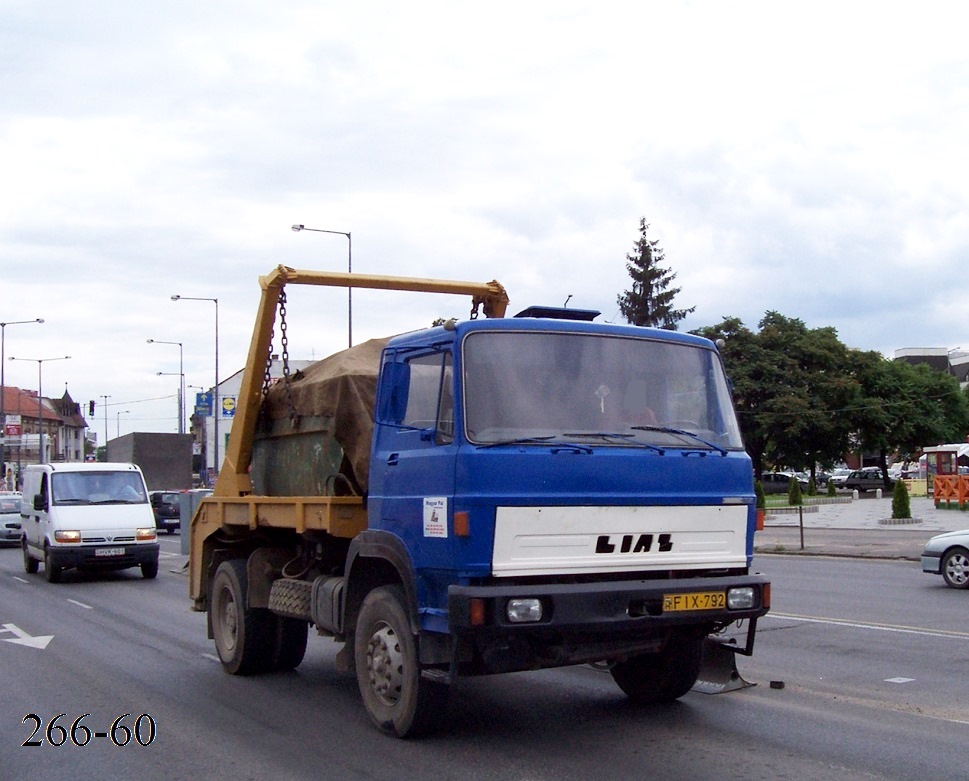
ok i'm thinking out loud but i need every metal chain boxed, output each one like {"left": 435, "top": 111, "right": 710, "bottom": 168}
{"left": 277, "top": 291, "right": 298, "bottom": 422}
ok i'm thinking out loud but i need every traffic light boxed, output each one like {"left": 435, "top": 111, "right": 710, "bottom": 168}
{"left": 89, "top": 400, "right": 95, "bottom": 416}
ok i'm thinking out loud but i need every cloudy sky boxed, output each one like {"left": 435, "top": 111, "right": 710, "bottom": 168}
{"left": 2, "top": 1, "right": 968, "bottom": 441}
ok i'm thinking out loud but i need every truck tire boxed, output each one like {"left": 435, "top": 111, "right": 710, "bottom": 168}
{"left": 23, "top": 540, "right": 39, "bottom": 574}
{"left": 354, "top": 585, "right": 448, "bottom": 738}
{"left": 44, "top": 545, "right": 63, "bottom": 583}
{"left": 272, "top": 617, "right": 308, "bottom": 671}
{"left": 610, "top": 631, "right": 704, "bottom": 704}
{"left": 210, "top": 559, "right": 275, "bottom": 675}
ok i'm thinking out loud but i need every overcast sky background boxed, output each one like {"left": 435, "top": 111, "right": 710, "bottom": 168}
{"left": 3, "top": 1, "right": 968, "bottom": 441}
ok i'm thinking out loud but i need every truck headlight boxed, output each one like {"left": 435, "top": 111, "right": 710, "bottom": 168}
{"left": 136, "top": 528, "right": 157, "bottom": 541}
{"left": 727, "top": 586, "right": 756, "bottom": 610}
{"left": 506, "top": 598, "right": 543, "bottom": 623}
{"left": 54, "top": 530, "right": 81, "bottom": 543}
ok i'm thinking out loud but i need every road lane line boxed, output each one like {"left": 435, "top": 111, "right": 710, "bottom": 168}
{"left": 768, "top": 612, "right": 969, "bottom": 640}
{"left": 67, "top": 599, "right": 93, "bottom": 610}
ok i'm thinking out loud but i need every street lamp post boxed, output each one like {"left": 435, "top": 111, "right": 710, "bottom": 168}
{"left": 148, "top": 339, "right": 185, "bottom": 434}
{"left": 100, "top": 395, "right": 111, "bottom": 452}
{"left": 291, "top": 224, "right": 352, "bottom": 347}
{"left": 8, "top": 355, "right": 70, "bottom": 464}
{"left": 116, "top": 410, "right": 131, "bottom": 439}
{"left": 156, "top": 372, "right": 183, "bottom": 434}
{"left": 0, "top": 318, "right": 44, "bottom": 485}
{"left": 171, "top": 295, "right": 219, "bottom": 485}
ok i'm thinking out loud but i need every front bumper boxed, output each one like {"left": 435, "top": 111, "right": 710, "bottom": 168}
{"left": 921, "top": 553, "right": 941, "bottom": 574}
{"left": 448, "top": 573, "right": 769, "bottom": 674}
{"left": 46, "top": 542, "right": 160, "bottom": 570}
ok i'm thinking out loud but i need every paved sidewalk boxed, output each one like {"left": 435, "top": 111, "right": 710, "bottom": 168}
{"left": 754, "top": 495, "right": 969, "bottom": 561}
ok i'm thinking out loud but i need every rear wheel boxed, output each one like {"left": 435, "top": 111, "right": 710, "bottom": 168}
{"left": 941, "top": 547, "right": 969, "bottom": 589}
{"left": 272, "top": 617, "right": 308, "bottom": 671}
{"left": 210, "top": 559, "right": 275, "bottom": 674}
{"left": 354, "top": 585, "right": 448, "bottom": 737}
{"left": 22, "top": 539, "right": 39, "bottom": 574}
{"left": 610, "top": 631, "right": 704, "bottom": 704}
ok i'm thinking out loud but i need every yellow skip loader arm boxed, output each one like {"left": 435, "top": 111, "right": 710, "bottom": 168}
{"left": 214, "top": 265, "right": 509, "bottom": 498}
{"left": 189, "top": 266, "right": 508, "bottom": 604}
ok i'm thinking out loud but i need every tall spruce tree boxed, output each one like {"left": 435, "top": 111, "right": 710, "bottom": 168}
{"left": 617, "top": 217, "right": 695, "bottom": 330}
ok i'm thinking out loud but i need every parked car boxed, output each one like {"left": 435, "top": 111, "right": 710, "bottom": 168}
{"left": 759, "top": 472, "right": 809, "bottom": 494}
{"left": 150, "top": 490, "right": 183, "bottom": 534}
{"left": 0, "top": 492, "right": 22, "bottom": 546}
{"left": 827, "top": 468, "right": 853, "bottom": 488}
{"left": 841, "top": 467, "right": 893, "bottom": 493}
{"left": 921, "top": 529, "right": 969, "bottom": 589}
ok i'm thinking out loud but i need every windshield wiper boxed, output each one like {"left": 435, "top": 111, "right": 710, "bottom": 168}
{"left": 564, "top": 432, "right": 666, "bottom": 454}
{"left": 631, "top": 425, "right": 727, "bottom": 456}
{"left": 476, "top": 436, "right": 591, "bottom": 453}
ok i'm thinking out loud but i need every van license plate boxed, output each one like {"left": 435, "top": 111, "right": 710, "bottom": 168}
{"left": 95, "top": 547, "right": 125, "bottom": 557}
{"left": 663, "top": 591, "right": 726, "bottom": 612}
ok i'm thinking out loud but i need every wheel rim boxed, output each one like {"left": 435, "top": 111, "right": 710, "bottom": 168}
{"left": 217, "top": 586, "right": 240, "bottom": 653}
{"left": 366, "top": 622, "right": 404, "bottom": 707}
{"left": 945, "top": 553, "right": 969, "bottom": 585}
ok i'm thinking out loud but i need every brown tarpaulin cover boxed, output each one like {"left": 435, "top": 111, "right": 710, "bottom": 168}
{"left": 260, "top": 337, "right": 391, "bottom": 491}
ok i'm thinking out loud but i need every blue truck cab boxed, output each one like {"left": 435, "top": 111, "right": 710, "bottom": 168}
{"left": 364, "top": 314, "right": 768, "bottom": 687}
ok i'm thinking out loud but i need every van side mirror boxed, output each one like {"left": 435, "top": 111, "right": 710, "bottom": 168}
{"left": 33, "top": 493, "right": 47, "bottom": 512}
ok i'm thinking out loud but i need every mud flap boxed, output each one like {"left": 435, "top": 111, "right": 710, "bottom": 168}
{"left": 691, "top": 638, "right": 754, "bottom": 695}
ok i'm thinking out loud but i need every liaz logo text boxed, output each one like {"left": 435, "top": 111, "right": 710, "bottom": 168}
{"left": 595, "top": 533, "right": 673, "bottom": 554}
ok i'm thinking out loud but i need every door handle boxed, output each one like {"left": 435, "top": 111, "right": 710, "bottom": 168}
{"left": 387, "top": 453, "right": 400, "bottom": 466}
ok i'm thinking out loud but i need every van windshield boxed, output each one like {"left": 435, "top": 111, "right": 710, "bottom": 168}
{"left": 51, "top": 471, "right": 148, "bottom": 505}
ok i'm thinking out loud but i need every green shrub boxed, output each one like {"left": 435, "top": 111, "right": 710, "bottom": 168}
{"left": 788, "top": 477, "right": 803, "bottom": 506}
{"left": 826, "top": 480, "right": 836, "bottom": 497}
{"left": 892, "top": 479, "right": 911, "bottom": 519}
{"left": 807, "top": 477, "right": 817, "bottom": 496}
{"left": 755, "top": 480, "right": 765, "bottom": 510}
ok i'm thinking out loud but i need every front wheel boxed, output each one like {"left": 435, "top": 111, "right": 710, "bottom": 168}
{"left": 23, "top": 539, "right": 39, "bottom": 574}
{"left": 354, "top": 585, "right": 448, "bottom": 737}
{"left": 141, "top": 559, "right": 159, "bottom": 579}
{"left": 610, "top": 631, "right": 704, "bottom": 704}
{"left": 44, "top": 545, "right": 62, "bottom": 583}
{"left": 941, "top": 547, "right": 969, "bottom": 589}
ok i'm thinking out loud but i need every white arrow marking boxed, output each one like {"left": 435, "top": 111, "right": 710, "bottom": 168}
{"left": 0, "top": 623, "right": 54, "bottom": 650}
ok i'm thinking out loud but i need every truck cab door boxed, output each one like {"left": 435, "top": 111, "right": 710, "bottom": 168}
{"left": 370, "top": 349, "right": 457, "bottom": 570}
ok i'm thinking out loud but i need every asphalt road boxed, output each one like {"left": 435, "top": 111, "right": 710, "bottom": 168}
{"left": 1, "top": 532, "right": 965, "bottom": 781}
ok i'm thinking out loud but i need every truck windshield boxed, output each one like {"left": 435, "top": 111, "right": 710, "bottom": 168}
{"left": 462, "top": 331, "right": 744, "bottom": 450}
{"left": 51, "top": 471, "right": 148, "bottom": 505}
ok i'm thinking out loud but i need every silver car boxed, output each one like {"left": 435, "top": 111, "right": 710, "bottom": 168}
{"left": 0, "top": 492, "right": 22, "bottom": 546}
{"left": 921, "top": 530, "right": 969, "bottom": 589}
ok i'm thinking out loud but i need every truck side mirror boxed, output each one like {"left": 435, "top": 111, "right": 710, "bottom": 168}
{"left": 33, "top": 493, "right": 47, "bottom": 512}
{"left": 377, "top": 362, "right": 410, "bottom": 424}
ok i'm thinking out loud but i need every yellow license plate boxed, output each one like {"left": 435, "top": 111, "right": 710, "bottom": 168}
{"left": 663, "top": 591, "right": 726, "bottom": 612}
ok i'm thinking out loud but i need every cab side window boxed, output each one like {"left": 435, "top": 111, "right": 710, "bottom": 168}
{"left": 402, "top": 352, "right": 454, "bottom": 445}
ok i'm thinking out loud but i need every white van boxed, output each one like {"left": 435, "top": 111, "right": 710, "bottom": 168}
{"left": 20, "top": 462, "right": 160, "bottom": 582}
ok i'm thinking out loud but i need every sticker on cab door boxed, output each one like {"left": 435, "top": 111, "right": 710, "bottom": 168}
{"left": 423, "top": 497, "right": 448, "bottom": 538}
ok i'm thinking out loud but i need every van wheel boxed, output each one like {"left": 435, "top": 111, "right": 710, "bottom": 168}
{"left": 141, "top": 560, "right": 159, "bottom": 579}
{"left": 44, "top": 545, "right": 63, "bottom": 583}
{"left": 210, "top": 559, "right": 275, "bottom": 675}
{"left": 354, "top": 585, "right": 449, "bottom": 737}
{"left": 22, "top": 540, "right": 39, "bottom": 574}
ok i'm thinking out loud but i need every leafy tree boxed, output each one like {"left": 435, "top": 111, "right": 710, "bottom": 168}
{"left": 617, "top": 217, "right": 695, "bottom": 330}
{"left": 694, "top": 314, "right": 857, "bottom": 479}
